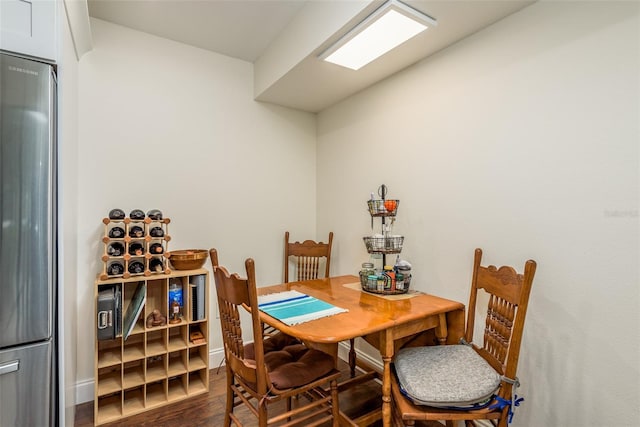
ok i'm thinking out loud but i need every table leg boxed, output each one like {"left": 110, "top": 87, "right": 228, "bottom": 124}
{"left": 436, "top": 313, "right": 448, "bottom": 345}
{"left": 380, "top": 329, "right": 394, "bottom": 427}
{"left": 349, "top": 338, "right": 356, "bottom": 378}
{"left": 381, "top": 355, "right": 392, "bottom": 426}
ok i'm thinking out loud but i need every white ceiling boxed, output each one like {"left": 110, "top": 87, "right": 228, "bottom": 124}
{"left": 87, "top": 0, "right": 535, "bottom": 112}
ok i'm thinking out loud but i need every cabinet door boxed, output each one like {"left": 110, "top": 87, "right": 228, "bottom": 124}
{"left": 1, "top": 0, "right": 57, "bottom": 61}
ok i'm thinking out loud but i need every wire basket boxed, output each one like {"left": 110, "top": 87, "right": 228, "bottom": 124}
{"left": 359, "top": 272, "right": 412, "bottom": 295}
{"left": 363, "top": 235, "right": 404, "bottom": 254}
{"left": 367, "top": 199, "right": 399, "bottom": 217}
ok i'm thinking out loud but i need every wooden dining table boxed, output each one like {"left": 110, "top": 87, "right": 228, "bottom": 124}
{"left": 256, "top": 275, "right": 465, "bottom": 427}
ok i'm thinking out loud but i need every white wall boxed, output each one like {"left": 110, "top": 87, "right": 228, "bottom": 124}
{"left": 317, "top": 2, "right": 639, "bottom": 426}
{"left": 76, "top": 18, "right": 317, "bottom": 397}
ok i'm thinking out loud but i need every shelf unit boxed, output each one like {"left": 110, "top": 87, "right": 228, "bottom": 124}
{"left": 94, "top": 268, "right": 209, "bottom": 426}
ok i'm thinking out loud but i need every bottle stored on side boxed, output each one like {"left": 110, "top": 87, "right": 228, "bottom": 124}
{"left": 147, "top": 209, "right": 162, "bottom": 220}
{"left": 107, "top": 261, "right": 124, "bottom": 276}
{"left": 108, "top": 226, "right": 125, "bottom": 239}
{"left": 107, "top": 242, "right": 125, "bottom": 257}
{"left": 149, "top": 226, "right": 164, "bottom": 237}
{"left": 129, "top": 242, "right": 145, "bottom": 256}
{"left": 149, "top": 258, "right": 164, "bottom": 273}
{"left": 108, "top": 208, "right": 125, "bottom": 220}
{"left": 129, "top": 225, "right": 144, "bottom": 238}
{"left": 128, "top": 260, "right": 145, "bottom": 274}
{"left": 149, "top": 243, "right": 164, "bottom": 254}
{"left": 129, "top": 209, "right": 145, "bottom": 220}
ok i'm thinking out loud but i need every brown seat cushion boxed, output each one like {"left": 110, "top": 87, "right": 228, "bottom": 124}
{"left": 243, "top": 332, "right": 335, "bottom": 390}
{"left": 244, "top": 332, "right": 300, "bottom": 360}
{"left": 266, "top": 345, "right": 335, "bottom": 390}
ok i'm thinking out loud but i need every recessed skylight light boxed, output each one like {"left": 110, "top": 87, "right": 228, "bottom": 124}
{"left": 320, "top": 0, "right": 437, "bottom": 71}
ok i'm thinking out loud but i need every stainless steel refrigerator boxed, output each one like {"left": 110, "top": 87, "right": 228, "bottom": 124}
{"left": 0, "top": 52, "right": 56, "bottom": 427}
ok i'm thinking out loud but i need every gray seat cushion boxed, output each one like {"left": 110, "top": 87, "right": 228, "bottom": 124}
{"left": 394, "top": 345, "right": 501, "bottom": 408}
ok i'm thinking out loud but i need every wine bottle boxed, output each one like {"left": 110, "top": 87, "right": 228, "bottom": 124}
{"left": 109, "top": 208, "right": 125, "bottom": 220}
{"left": 129, "top": 242, "right": 145, "bottom": 256}
{"left": 107, "top": 242, "right": 125, "bottom": 257}
{"left": 107, "top": 261, "right": 124, "bottom": 276}
{"left": 129, "top": 225, "right": 144, "bottom": 238}
{"left": 108, "top": 226, "right": 125, "bottom": 239}
{"left": 149, "top": 226, "right": 164, "bottom": 237}
{"left": 128, "top": 260, "right": 145, "bottom": 274}
{"left": 149, "top": 258, "right": 164, "bottom": 272}
{"left": 147, "top": 209, "right": 163, "bottom": 220}
{"left": 149, "top": 243, "right": 164, "bottom": 254}
{"left": 130, "top": 209, "right": 145, "bottom": 220}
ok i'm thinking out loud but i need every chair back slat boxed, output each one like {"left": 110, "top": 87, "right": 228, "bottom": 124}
{"left": 284, "top": 232, "right": 333, "bottom": 283}
{"left": 483, "top": 294, "right": 514, "bottom": 367}
{"left": 297, "top": 256, "right": 320, "bottom": 281}
{"left": 219, "top": 299, "right": 247, "bottom": 361}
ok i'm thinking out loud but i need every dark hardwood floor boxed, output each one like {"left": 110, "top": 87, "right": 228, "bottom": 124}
{"left": 75, "top": 359, "right": 385, "bottom": 427}
{"left": 75, "top": 359, "right": 445, "bottom": 426}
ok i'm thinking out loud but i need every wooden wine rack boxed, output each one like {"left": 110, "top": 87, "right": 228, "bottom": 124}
{"left": 100, "top": 216, "right": 172, "bottom": 280}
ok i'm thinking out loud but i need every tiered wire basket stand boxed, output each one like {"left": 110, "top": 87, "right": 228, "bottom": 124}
{"left": 361, "top": 184, "right": 410, "bottom": 294}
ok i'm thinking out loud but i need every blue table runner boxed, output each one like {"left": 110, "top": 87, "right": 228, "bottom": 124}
{"left": 257, "top": 290, "right": 348, "bottom": 325}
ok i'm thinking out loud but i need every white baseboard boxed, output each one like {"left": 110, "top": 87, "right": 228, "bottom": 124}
{"left": 75, "top": 378, "right": 94, "bottom": 405}
{"left": 75, "top": 344, "right": 376, "bottom": 405}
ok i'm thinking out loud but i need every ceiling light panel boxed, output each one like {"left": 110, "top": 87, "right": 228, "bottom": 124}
{"left": 320, "top": 0, "right": 437, "bottom": 71}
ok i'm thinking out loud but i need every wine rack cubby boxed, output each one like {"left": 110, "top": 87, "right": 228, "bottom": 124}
{"left": 100, "top": 215, "right": 172, "bottom": 280}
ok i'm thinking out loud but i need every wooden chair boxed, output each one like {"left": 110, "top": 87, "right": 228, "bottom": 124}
{"left": 284, "top": 231, "right": 333, "bottom": 282}
{"left": 262, "top": 232, "right": 333, "bottom": 337}
{"left": 209, "top": 248, "right": 341, "bottom": 427}
{"left": 282, "top": 231, "right": 364, "bottom": 378}
{"left": 391, "top": 248, "right": 537, "bottom": 427}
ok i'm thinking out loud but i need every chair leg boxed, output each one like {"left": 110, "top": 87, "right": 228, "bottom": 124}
{"left": 330, "top": 379, "right": 339, "bottom": 427}
{"left": 258, "top": 400, "right": 268, "bottom": 427}
{"left": 224, "top": 367, "right": 234, "bottom": 427}
{"left": 391, "top": 392, "right": 413, "bottom": 427}
{"left": 349, "top": 338, "right": 356, "bottom": 378}
{"left": 286, "top": 396, "right": 292, "bottom": 422}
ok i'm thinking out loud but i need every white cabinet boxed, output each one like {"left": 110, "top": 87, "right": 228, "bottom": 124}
{"left": 1, "top": 0, "right": 57, "bottom": 61}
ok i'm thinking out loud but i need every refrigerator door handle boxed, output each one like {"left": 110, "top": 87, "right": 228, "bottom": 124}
{"left": 0, "top": 360, "right": 19, "bottom": 376}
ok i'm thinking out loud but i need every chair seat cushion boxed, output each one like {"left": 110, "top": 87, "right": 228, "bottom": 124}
{"left": 244, "top": 331, "right": 300, "bottom": 360}
{"left": 244, "top": 332, "right": 335, "bottom": 390}
{"left": 266, "top": 345, "right": 335, "bottom": 390}
{"left": 394, "top": 345, "right": 501, "bottom": 408}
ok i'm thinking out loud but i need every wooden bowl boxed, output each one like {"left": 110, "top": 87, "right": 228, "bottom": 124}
{"left": 167, "top": 249, "right": 208, "bottom": 270}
